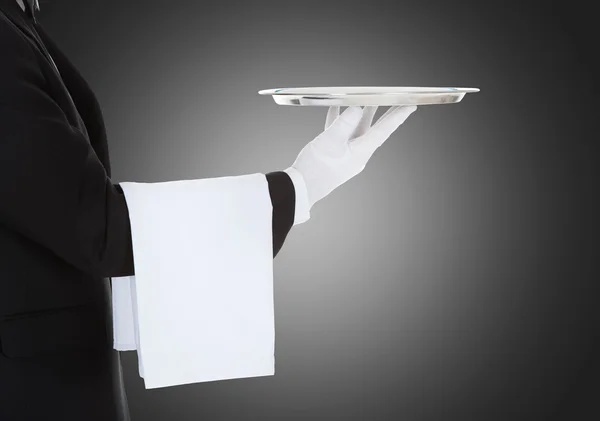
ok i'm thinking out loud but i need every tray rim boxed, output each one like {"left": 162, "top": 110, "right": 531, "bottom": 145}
{"left": 258, "top": 86, "right": 480, "bottom": 96}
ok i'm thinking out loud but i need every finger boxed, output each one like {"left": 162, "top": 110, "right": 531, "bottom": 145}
{"left": 324, "top": 106, "right": 364, "bottom": 140}
{"left": 352, "top": 106, "right": 417, "bottom": 155}
{"left": 370, "top": 105, "right": 416, "bottom": 134}
{"left": 372, "top": 105, "right": 402, "bottom": 127}
{"left": 353, "top": 105, "right": 379, "bottom": 138}
{"left": 325, "top": 106, "right": 340, "bottom": 130}
{"left": 370, "top": 105, "right": 397, "bottom": 127}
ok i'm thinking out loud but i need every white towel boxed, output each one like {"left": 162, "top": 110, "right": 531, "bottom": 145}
{"left": 110, "top": 173, "right": 274, "bottom": 389}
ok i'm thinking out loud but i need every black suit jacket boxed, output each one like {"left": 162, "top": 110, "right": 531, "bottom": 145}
{"left": 0, "top": 1, "right": 295, "bottom": 420}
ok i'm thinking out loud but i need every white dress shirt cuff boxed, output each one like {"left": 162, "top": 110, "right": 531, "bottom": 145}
{"left": 283, "top": 166, "right": 310, "bottom": 225}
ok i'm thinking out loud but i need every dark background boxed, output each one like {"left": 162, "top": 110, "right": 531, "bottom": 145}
{"left": 37, "top": 0, "right": 597, "bottom": 420}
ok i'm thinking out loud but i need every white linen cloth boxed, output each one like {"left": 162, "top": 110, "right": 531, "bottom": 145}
{"left": 111, "top": 173, "right": 275, "bottom": 389}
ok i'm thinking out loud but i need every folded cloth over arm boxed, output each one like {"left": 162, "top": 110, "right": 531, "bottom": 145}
{"left": 111, "top": 173, "right": 274, "bottom": 389}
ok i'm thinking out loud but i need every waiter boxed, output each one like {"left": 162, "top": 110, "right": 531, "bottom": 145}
{"left": 0, "top": 0, "right": 417, "bottom": 420}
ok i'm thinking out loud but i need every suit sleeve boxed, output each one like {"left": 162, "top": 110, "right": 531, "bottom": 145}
{"left": 265, "top": 171, "right": 296, "bottom": 257}
{"left": 0, "top": 20, "right": 295, "bottom": 280}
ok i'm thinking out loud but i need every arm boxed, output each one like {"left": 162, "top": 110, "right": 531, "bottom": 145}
{"left": 0, "top": 19, "right": 296, "bottom": 281}
{"left": 115, "top": 171, "right": 297, "bottom": 275}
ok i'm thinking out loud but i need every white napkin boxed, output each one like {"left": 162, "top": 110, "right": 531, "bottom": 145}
{"left": 110, "top": 173, "right": 274, "bottom": 389}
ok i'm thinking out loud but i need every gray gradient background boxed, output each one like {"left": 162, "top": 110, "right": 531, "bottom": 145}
{"left": 37, "top": 0, "right": 596, "bottom": 420}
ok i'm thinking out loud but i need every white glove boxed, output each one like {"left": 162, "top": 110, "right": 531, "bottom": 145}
{"left": 285, "top": 105, "right": 417, "bottom": 217}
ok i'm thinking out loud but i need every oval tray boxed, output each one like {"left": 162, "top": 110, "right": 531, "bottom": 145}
{"left": 258, "top": 86, "right": 480, "bottom": 106}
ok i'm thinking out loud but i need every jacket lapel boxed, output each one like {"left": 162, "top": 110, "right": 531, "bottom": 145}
{"left": 34, "top": 22, "right": 113, "bottom": 176}
{"left": 1, "top": 0, "right": 112, "bottom": 176}
{"left": 0, "top": 1, "right": 56, "bottom": 74}
{"left": 27, "top": 0, "right": 38, "bottom": 12}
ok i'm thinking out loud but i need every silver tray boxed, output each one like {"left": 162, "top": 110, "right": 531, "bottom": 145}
{"left": 258, "top": 86, "right": 480, "bottom": 106}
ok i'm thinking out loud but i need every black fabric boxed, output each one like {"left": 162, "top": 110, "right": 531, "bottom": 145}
{"left": 266, "top": 170, "right": 296, "bottom": 257}
{"left": 0, "top": 1, "right": 296, "bottom": 419}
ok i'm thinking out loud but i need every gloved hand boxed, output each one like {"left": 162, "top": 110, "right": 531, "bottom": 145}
{"left": 286, "top": 105, "right": 417, "bottom": 212}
